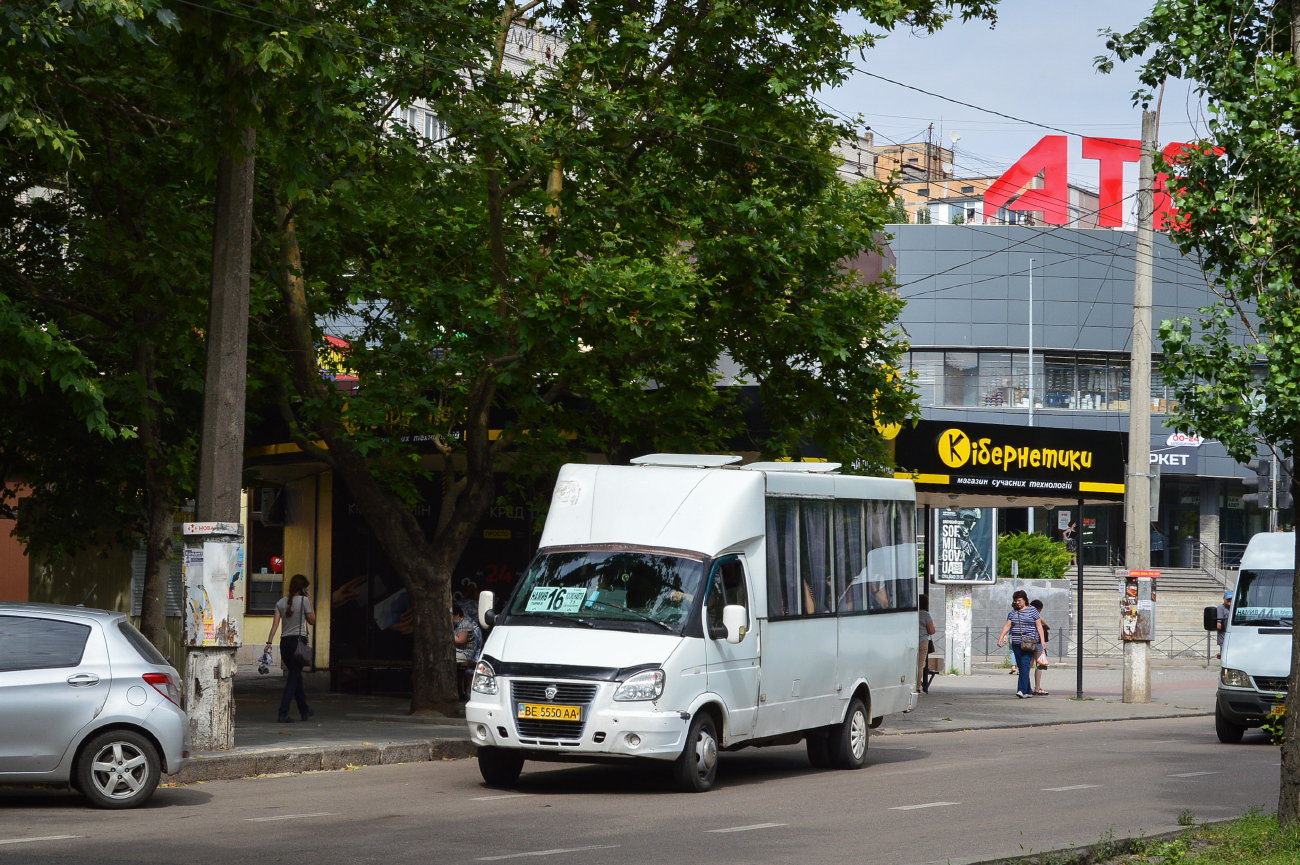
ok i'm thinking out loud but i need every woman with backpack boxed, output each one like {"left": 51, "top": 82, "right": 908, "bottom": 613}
{"left": 996, "top": 589, "right": 1047, "bottom": 699}
{"left": 265, "top": 574, "right": 317, "bottom": 723}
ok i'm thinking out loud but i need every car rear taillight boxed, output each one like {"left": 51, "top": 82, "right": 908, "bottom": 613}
{"left": 143, "top": 672, "right": 180, "bottom": 706}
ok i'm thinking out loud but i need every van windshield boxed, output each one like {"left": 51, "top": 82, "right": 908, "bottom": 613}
{"left": 1232, "top": 569, "right": 1294, "bottom": 627}
{"left": 507, "top": 550, "right": 705, "bottom": 633}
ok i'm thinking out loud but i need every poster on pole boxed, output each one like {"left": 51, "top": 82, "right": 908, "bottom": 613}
{"left": 933, "top": 507, "right": 997, "bottom": 584}
{"left": 182, "top": 539, "right": 245, "bottom": 647}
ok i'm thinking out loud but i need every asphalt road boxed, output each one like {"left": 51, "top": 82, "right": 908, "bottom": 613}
{"left": 0, "top": 716, "right": 1280, "bottom": 865}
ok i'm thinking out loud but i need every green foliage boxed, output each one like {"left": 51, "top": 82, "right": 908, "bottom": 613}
{"left": 1263, "top": 709, "right": 1286, "bottom": 746}
{"left": 1179, "top": 808, "right": 1197, "bottom": 827}
{"left": 1158, "top": 811, "right": 1300, "bottom": 865}
{"left": 915, "top": 206, "right": 931, "bottom": 224}
{"left": 997, "top": 532, "right": 1073, "bottom": 579}
{"left": 885, "top": 193, "right": 910, "bottom": 224}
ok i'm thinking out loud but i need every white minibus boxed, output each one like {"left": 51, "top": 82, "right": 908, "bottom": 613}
{"left": 1208, "top": 531, "right": 1293, "bottom": 742}
{"left": 466, "top": 455, "right": 919, "bottom": 792}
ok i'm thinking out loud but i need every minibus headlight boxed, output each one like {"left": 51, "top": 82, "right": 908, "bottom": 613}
{"left": 1221, "top": 668, "right": 1251, "bottom": 688}
{"left": 613, "top": 669, "right": 664, "bottom": 702}
{"left": 472, "top": 660, "right": 498, "bottom": 695}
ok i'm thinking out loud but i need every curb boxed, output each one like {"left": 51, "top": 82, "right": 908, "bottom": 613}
{"left": 948, "top": 819, "right": 1234, "bottom": 865}
{"left": 877, "top": 710, "right": 1213, "bottom": 737}
{"left": 169, "top": 739, "right": 475, "bottom": 784}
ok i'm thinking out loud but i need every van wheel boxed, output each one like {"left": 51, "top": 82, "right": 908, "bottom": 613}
{"left": 478, "top": 747, "right": 525, "bottom": 787}
{"left": 828, "top": 697, "right": 869, "bottom": 770}
{"left": 75, "top": 730, "right": 161, "bottom": 809}
{"left": 672, "top": 712, "right": 719, "bottom": 792}
{"left": 806, "top": 733, "right": 832, "bottom": 769}
{"left": 1215, "top": 706, "right": 1246, "bottom": 744}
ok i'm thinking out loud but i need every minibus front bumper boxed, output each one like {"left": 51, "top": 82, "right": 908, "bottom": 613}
{"left": 1217, "top": 686, "right": 1286, "bottom": 728}
{"left": 466, "top": 680, "right": 688, "bottom": 761}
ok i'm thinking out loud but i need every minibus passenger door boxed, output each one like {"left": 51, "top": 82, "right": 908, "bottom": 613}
{"left": 704, "top": 556, "right": 760, "bottom": 740}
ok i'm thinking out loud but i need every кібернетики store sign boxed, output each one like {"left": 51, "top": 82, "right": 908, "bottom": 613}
{"left": 892, "top": 419, "right": 1127, "bottom": 501}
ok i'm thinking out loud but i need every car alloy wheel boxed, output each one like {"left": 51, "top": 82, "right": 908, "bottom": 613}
{"left": 90, "top": 741, "right": 151, "bottom": 801}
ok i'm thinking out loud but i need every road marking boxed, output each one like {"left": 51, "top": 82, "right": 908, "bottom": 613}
{"left": 706, "top": 823, "right": 787, "bottom": 833}
{"left": 476, "top": 845, "right": 620, "bottom": 860}
{"left": 247, "top": 812, "right": 339, "bottom": 822}
{"left": 0, "top": 836, "right": 81, "bottom": 847}
{"left": 1168, "top": 771, "right": 1220, "bottom": 778}
{"left": 1042, "top": 784, "right": 1102, "bottom": 792}
{"left": 889, "top": 802, "right": 960, "bottom": 811}
{"left": 473, "top": 794, "right": 531, "bottom": 801}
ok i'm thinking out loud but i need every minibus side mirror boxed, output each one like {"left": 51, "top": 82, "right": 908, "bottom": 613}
{"left": 722, "top": 605, "right": 748, "bottom": 644}
{"left": 479, "top": 591, "right": 496, "bottom": 629}
{"left": 1203, "top": 606, "right": 1218, "bottom": 632}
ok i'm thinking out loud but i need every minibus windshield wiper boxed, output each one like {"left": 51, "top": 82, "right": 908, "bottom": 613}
{"left": 584, "top": 599, "right": 677, "bottom": 632}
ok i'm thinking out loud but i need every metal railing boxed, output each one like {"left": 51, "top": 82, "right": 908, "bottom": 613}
{"left": 1219, "top": 543, "right": 1247, "bottom": 570}
{"left": 964, "top": 626, "right": 1215, "bottom": 661}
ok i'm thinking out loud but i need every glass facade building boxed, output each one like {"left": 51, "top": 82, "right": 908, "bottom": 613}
{"left": 890, "top": 225, "right": 1267, "bottom": 570}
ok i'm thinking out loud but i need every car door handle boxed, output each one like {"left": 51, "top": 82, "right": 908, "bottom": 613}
{"left": 66, "top": 673, "right": 100, "bottom": 687}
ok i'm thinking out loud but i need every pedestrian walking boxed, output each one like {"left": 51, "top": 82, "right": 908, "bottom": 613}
{"left": 996, "top": 589, "right": 1046, "bottom": 699}
{"left": 266, "top": 574, "right": 316, "bottom": 723}
{"left": 916, "top": 594, "right": 936, "bottom": 694}
{"left": 1030, "top": 599, "right": 1050, "bottom": 695}
{"left": 1216, "top": 590, "right": 1233, "bottom": 660}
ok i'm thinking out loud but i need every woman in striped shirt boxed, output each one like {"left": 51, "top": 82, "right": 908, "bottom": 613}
{"left": 996, "top": 589, "right": 1047, "bottom": 699}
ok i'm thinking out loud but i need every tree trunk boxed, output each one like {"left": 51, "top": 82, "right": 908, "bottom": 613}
{"left": 1280, "top": 421, "right": 1300, "bottom": 826}
{"left": 275, "top": 201, "right": 496, "bottom": 715}
{"left": 134, "top": 339, "right": 174, "bottom": 649}
{"left": 140, "top": 469, "right": 175, "bottom": 648}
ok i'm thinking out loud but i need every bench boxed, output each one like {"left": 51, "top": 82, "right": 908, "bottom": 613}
{"left": 923, "top": 654, "right": 944, "bottom": 693}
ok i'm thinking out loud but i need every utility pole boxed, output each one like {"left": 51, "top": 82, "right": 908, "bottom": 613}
{"left": 1028, "top": 258, "right": 1035, "bottom": 536}
{"left": 187, "top": 126, "right": 256, "bottom": 751}
{"left": 1123, "top": 109, "right": 1158, "bottom": 704}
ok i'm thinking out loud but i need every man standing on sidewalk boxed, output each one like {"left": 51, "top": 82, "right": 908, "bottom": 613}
{"left": 1216, "top": 590, "right": 1233, "bottom": 660}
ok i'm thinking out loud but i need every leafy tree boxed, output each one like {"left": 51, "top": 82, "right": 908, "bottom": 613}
{"left": 254, "top": 0, "right": 997, "bottom": 713}
{"left": 997, "top": 532, "right": 1073, "bottom": 580}
{"left": 1099, "top": 0, "right": 1300, "bottom": 824}
{"left": 0, "top": 0, "right": 212, "bottom": 645}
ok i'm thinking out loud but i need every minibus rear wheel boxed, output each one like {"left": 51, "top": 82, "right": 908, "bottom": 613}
{"left": 828, "top": 697, "right": 868, "bottom": 770}
{"left": 478, "top": 746, "right": 525, "bottom": 787}
{"left": 1214, "top": 706, "right": 1246, "bottom": 744}
{"left": 673, "top": 711, "right": 719, "bottom": 792}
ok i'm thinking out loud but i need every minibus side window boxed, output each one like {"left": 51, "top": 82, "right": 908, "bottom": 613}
{"left": 835, "top": 500, "right": 867, "bottom": 613}
{"left": 894, "top": 502, "right": 918, "bottom": 610}
{"left": 706, "top": 558, "right": 750, "bottom": 639}
{"left": 766, "top": 498, "right": 801, "bottom": 618}
{"left": 865, "top": 500, "right": 897, "bottom": 611}
{"left": 799, "top": 500, "right": 834, "bottom": 615}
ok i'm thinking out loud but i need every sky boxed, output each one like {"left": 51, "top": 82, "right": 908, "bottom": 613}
{"left": 821, "top": 0, "right": 1206, "bottom": 200}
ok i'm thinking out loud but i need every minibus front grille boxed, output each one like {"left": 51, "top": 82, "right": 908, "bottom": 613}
{"left": 1254, "top": 676, "right": 1289, "bottom": 693}
{"left": 510, "top": 680, "right": 599, "bottom": 741}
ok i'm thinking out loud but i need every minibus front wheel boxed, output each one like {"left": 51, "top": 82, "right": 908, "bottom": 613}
{"left": 478, "top": 746, "right": 525, "bottom": 787}
{"left": 673, "top": 711, "right": 719, "bottom": 792}
{"left": 1214, "top": 705, "right": 1246, "bottom": 744}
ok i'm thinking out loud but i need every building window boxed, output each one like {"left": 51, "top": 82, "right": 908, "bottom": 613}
{"left": 917, "top": 187, "right": 930, "bottom": 196}
{"left": 960, "top": 185, "right": 975, "bottom": 194}
{"left": 908, "top": 350, "right": 1151, "bottom": 413}
{"left": 944, "top": 352, "right": 979, "bottom": 406}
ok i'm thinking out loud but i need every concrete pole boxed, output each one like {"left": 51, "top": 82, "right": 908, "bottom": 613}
{"left": 1123, "top": 110, "right": 1157, "bottom": 704}
{"left": 188, "top": 127, "right": 256, "bottom": 750}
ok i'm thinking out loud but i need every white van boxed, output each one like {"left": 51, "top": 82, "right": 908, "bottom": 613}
{"left": 1208, "top": 531, "right": 1293, "bottom": 743}
{"left": 466, "top": 455, "right": 919, "bottom": 792}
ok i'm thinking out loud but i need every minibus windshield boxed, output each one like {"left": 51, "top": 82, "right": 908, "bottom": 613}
{"left": 507, "top": 550, "right": 705, "bottom": 632}
{"left": 1232, "top": 569, "right": 1294, "bottom": 628}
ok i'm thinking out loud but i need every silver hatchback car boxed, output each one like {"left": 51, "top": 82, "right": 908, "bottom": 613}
{"left": 0, "top": 603, "right": 189, "bottom": 808}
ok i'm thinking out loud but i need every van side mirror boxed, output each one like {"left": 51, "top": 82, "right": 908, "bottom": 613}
{"left": 479, "top": 591, "right": 496, "bottom": 629}
{"left": 1203, "top": 606, "right": 1218, "bottom": 632}
{"left": 722, "top": 605, "right": 748, "bottom": 644}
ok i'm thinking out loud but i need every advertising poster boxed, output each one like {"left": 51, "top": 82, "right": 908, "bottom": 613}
{"left": 183, "top": 540, "right": 245, "bottom": 646}
{"left": 934, "top": 507, "right": 997, "bottom": 584}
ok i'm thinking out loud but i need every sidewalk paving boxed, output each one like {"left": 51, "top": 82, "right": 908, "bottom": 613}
{"left": 171, "top": 676, "right": 471, "bottom": 785}
{"left": 172, "top": 659, "right": 1221, "bottom": 784}
{"left": 877, "top": 658, "right": 1218, "bottom": 736}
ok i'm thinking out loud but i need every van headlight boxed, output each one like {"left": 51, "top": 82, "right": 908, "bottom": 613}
{"left": 613, "top": 669, "right": 664, "bottom": 702}
{"left": 1221, "top": 668, "right": 1251, "bottom": 689}
{"left": 472, "top": 660, "right": 498, "bottom": 695}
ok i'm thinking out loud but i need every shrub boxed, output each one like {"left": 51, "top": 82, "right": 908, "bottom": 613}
{"left": 997, "top": 532, "right": 1074, "bottom": 580}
